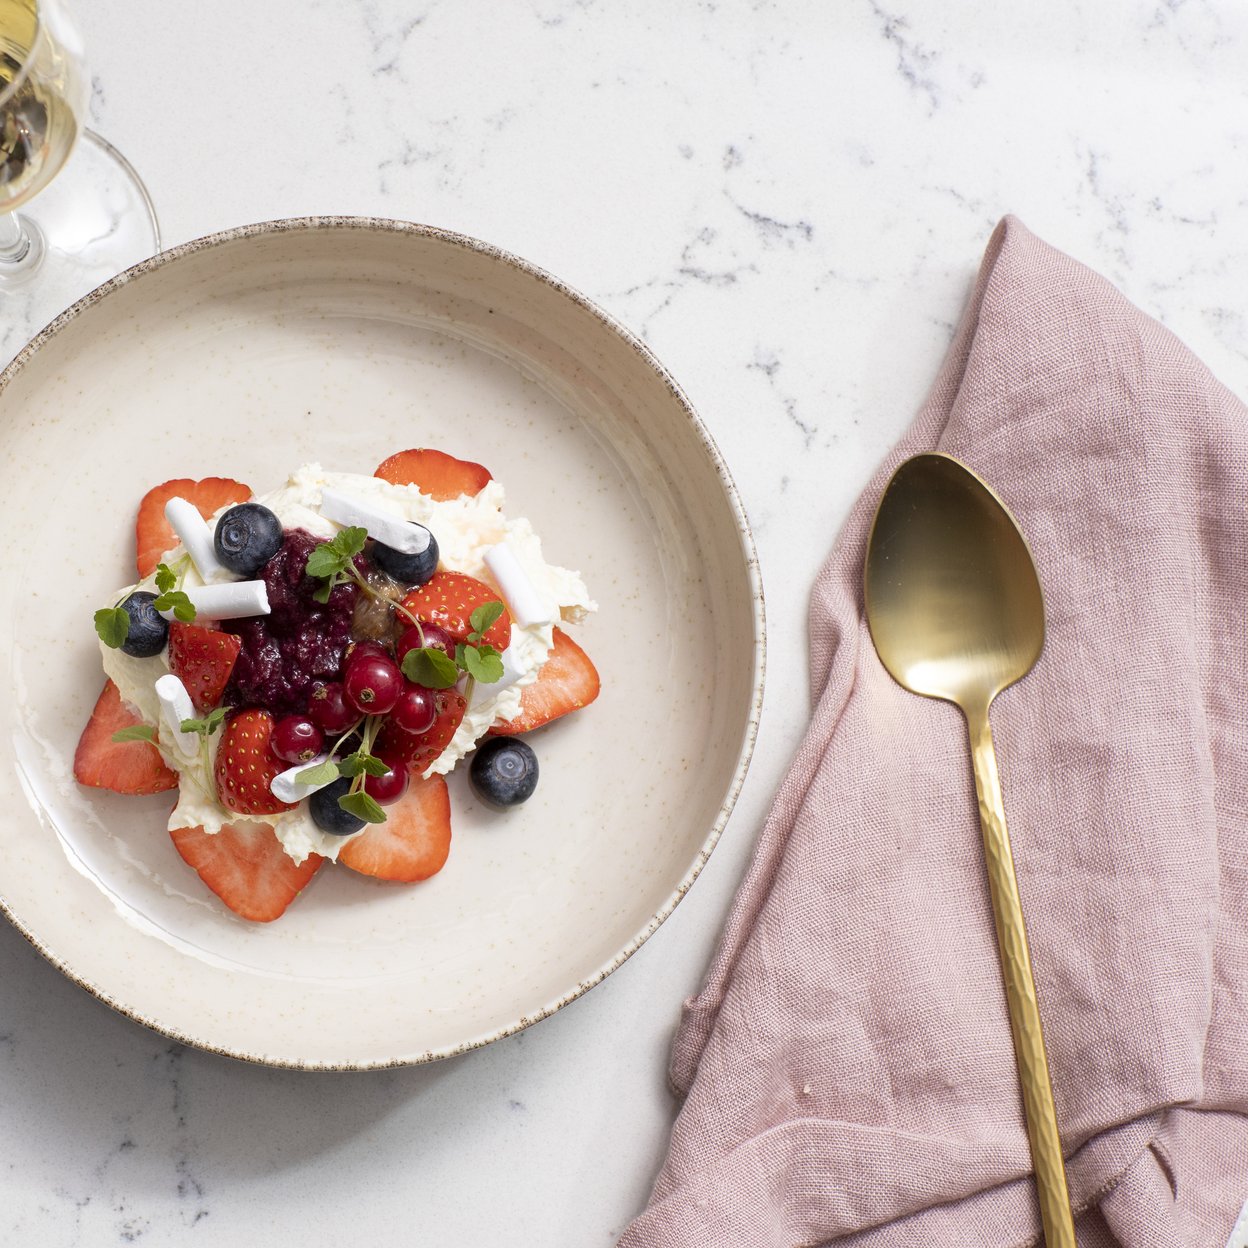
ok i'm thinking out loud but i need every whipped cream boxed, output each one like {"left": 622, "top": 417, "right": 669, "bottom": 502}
{"left": 99, "top": 464, "right": 595, "bottom": 864}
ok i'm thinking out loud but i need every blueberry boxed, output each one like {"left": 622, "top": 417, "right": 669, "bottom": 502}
{"left": 309, "top": 776, "right": 365, "bottom": 836}
{"left": 119, "top": 591, "right": 168, "bottom": 658}
{"left": 470, "top": 737, "right": 539, "bottom": 808}
{"left": 214, "top": 503, "right": 284, "bottom": 576}
{"left": 372, "top": 525, "right": 438, "bottom": 587}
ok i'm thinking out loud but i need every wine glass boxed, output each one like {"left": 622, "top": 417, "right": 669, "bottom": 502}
{"left": 0, "top": 0, "right": 159, "bottom": 361}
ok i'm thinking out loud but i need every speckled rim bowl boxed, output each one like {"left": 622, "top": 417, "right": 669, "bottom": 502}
{"left": 0, "top": 217, "right": 764, "bottom": 1069}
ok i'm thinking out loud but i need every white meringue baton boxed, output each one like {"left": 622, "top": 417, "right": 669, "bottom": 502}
{"left": 96, "top": 463, "right": 595, "bottom": 866}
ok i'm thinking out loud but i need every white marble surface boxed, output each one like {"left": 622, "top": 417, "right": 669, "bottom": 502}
{"left": 5, "top": 1, "right": 1248, "bottom": 1244}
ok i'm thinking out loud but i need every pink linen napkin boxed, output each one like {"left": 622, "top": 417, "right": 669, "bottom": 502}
{"left": 618, "top": 216, "right": 1248, "bottom": 1247}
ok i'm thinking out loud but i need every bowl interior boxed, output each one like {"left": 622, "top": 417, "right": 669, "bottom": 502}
{"left": 0, "top": 221, "right": 761, "bottom": 1066}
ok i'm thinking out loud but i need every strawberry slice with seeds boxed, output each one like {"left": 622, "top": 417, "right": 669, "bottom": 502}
{"left": 135, "top": 477, "right": 251, "bottom": 578}
{"left": 338, "top": 774, "right": 451, "bottom": 882}
{"left": 377, "top": 687, "right": 467, "bottom": 775}
{"left": 170, "top": 821, "right": 323, "bottom": 922}
{"left": 73, "top": 679, "right": 178, "bottom": 795}
{"left": 168, "top": 622, "right": 242, "bottom": 713}
{"left": 402, "top": 570, "right": 511, "bottom": 652}
{"left": 490, "top": 628, "right": 600, "bottom": 736}
{"left": 214, "top": 709, "right": 295, "bottom": 816}
{"left": 374, "top": 449, "right": 492, "bottom": 501}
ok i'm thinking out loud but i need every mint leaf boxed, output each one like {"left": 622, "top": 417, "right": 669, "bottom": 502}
{"left": 311, "top": 578, "right": 334, "bottom": 604}
{"left": 305, "top": 546, "right": 344, "bottom": 580}
{"left": 462, "top": 643, "right": 504, "bottom": 684}
{"left": 94, "top": 606, "right": 130, "bottom": 649}
{"left": 334, "top": 526, "right": 368, "bottom": 558}
{"left": 154, "top": 563, "right": 177, "bottom": 595}
{"left": 469, "top": 600, "right": 505, "bottom": 637}
{"left": 154, "top": 588, "right": 196, "bottom": 622}
{"left": 339, "top": 752, "right": 389, "bottom": 779}
{"left": 296, "top": 760, "right": 340, "bottom": 786}
{"left": 111, "top": 723, "right": 156, "bottom": 744}
{"left": 339, "top": 789, "right": 386, "bottom": 825}
{"left": 401, "top": 647, "right": 459, "bottom": 689}
{"left": 179, "top": 707, "right": 226, "bottom": 737}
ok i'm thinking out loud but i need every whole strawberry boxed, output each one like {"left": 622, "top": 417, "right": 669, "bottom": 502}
{"left": 214, "top": 709, "right": 295, "bottom": 816}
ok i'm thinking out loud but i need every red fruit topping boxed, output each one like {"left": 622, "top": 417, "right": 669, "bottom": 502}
{"left": 377, "top": 688, "right": 467, "bottom": 774}
{"left": 167, "top": 622, "right": 242, "bottom": 714}
{"left": 374, "top": 448, "right": 491, "bottom": 501}
{"left": 395, "top": 623, "right": 455, "bottom": 665}
{"left": 170, "top": 821, "right": 323, "bottom": 923}
{"left": 308, "top": 681, "right": 358, "bottom": 735}
{"left": 402, "top": 571, "right": 511, "bottom": 652}
{"left": 338, "top": 774, "right": 451, "bottom": 881}
{"left": 135, "top": 477, "right": 251, "bottom": 578}
{"left": 73, "top": 679, "right": 178, "bottom": 795}
{"left": 342, "top": 654, "right": 403, "bottom": 715}
{"left": 344, "top": 639, "right": 391, "bottom": 667}
{"left": 490, "top": 628, "right": 600, "bottom": 736}
{"left": 214, "top": 709, "right": 295, "bottom": 816}
{"left": 224, "top": 529, "right": 356, "bottom": 717}
{"left": 362, "top": 751, "right": 409, "bottom": 805}
{"left": 390, "top": 683, "right": 437, "bottom": 736}
{"left": 271, "top": 715, "right": 324, "bottom": 765}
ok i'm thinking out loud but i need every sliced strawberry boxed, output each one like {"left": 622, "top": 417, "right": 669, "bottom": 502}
{"left": 135, "top": 477, "right": 251, "bottom": 578}
{"left": 170, "top": 821, "right": 323, "bottom": 922}
{"left": 168, "top": 622, "right": 242, "bottom": 713}
{"left": 374, "top": 449, "right": 492, "bottom": 501}
{"left": 338, "top": 774, "right": 452, "bottom": 882}
{"left": 490, "top": 627, "right": 600, "bottom": 735}
{"left": 73, "top": 679, "right": 178, "bottom": 795}
{"left": 214, "top": 709, "right": 294, "bottom": 816}
{"left": 402, "top": 571, "right": 511, "bottom": 651}
{"left": 377, "top": 687, "right": 467, "bottom": 774}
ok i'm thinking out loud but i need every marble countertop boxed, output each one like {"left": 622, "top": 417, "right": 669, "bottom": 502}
{"left": 6, "top": 2, "right": 1248, "bottom": 1244}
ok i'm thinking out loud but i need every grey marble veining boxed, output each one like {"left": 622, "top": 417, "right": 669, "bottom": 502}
{"left": 6, "top": 1, "right": 1248, "bottom": 1243}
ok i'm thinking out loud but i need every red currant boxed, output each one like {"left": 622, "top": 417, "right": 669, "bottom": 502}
{"left": 271, "top": 715, "right": 325, "bottom": 764}
{"left": 344, "top": 639, "right": 391, "bottom": 668}
{"left": 396, "top": 622, "right": 456, "bottom": 665}
{"left": 390, "top": 683, "right": 437, "bottom": 735}
{"left": 308, "top": 681, "right": 358, "bottom": 734}
{"left": 363, "top": 751, "right": 409, "bottom": 805}
{"left": 343, "top": 654, "right": 403, "bottom": 715}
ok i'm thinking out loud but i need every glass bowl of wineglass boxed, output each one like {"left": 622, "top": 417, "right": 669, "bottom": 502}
{"left": 0, "top": 0, "right": 158, "bottom": 360}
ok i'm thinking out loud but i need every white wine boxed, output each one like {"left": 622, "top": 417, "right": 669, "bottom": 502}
{"left": 0, "top": 0, "right": 84, "bottom": 212}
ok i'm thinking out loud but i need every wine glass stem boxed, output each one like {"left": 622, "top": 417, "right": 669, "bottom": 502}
{"left": 0, "top": 212, "right": 33, "bottom": 266}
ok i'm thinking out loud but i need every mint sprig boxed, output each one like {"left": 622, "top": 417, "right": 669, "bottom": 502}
{"left": 294, "top": 715, "right": 393, "bottom": 825}
{"left": 457, "top": 641, "right": 504, "bottom": 684}
{"left": 179, "top": 707, "right": 226, "bottom": 737}
{"left": 153, "top": 561, "right": 197, "bottom": 622}
{"left": 306, "top": 527, "right": 368, "bottom": 603}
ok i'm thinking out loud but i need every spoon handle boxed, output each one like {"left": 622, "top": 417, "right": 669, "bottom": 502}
{"left": 965, "top": 706, "right": 1076, "bottom": 1248}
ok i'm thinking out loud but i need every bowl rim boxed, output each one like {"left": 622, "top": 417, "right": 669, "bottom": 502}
{"left": 0, "top": 215, "right": 767, "bottom": 1070}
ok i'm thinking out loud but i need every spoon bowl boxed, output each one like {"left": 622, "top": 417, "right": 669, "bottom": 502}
{"left": 864, "top": 452, "right": 1044, "bottom": 714}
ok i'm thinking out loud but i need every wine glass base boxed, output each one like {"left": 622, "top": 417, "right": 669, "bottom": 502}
{"left": 0, "top": 129, "right": 161, "bottom": 364}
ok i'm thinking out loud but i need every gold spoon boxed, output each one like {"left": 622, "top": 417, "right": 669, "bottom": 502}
{"left": 863, "top": 452, "right": 1074, "bottom": 1248}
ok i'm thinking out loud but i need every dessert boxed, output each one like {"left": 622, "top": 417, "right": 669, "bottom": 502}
{"left": 74, "top": 450, "right": 601, "bottom": 922}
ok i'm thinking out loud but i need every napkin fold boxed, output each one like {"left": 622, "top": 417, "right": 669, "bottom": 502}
{"left": 619, "top": 217, "right": 1248, "bottom": 1247}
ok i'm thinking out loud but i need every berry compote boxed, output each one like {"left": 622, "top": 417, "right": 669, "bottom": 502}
{"left": 223, "top": 529, "right": 358, "bottom": 716}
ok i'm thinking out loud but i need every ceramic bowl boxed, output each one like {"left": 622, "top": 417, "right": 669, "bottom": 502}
{"left": 0, "top": 218, "right": 764, "bottom": 1068}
